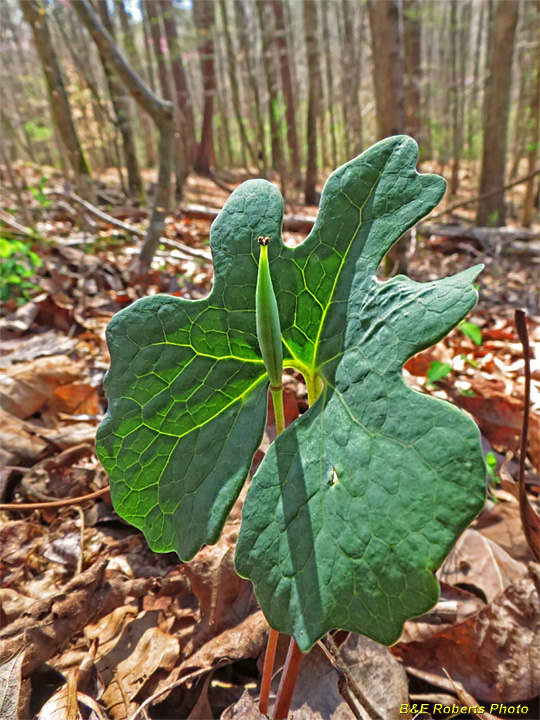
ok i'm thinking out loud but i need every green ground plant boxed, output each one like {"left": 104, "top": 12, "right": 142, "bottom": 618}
{"left": 0, "top": 237, "right": 43, "bottom": 304}
{"left": 96, "top": 135, "right": 486, "bottom": 714}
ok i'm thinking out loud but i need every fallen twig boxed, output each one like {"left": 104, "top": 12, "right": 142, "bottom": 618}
{"left": 317, "top": 639, "right": 364, "bottom": 719}
{"left": 515, "top": 309, "right": 540, "bottom": 561}
{"left": 0, "top": 560, "right": 155, "bottom": 676}
{"left": 51, "top": 191, "right": 212, "bottom": 262}
{"left": 428, "top": 167, "right": 540, "bottom": 221}
{"left": 0, "top": 485, "right": 110, "bottom": 511}
{"left": 320, "top": 635, "right": 383, "bottom": 720}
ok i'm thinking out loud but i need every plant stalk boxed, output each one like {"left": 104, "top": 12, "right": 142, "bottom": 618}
{"left": 259, "top": 384, "right": 285, "bottom": 715}
{"left": 259, "top": 627, "right": 279, "bottom": 715}
{"left": 273, "top": 639, "right": 304, "bottom": 720}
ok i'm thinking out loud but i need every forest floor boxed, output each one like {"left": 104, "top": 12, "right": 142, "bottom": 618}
{"left": 0, "top": 164, "right": 539, "bottom": 719}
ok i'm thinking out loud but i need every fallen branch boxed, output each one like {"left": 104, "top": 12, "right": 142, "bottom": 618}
{"left": 428, "top": 167, "right": 540, "bottom": 221}
{"left": 183, "top": 204, "right": 317, "bottom": 233}
{"left": 0, "top": 485, "right": 110, "bottom": 511}
{"left": 515, "top": 309, "right": 540, "bottom": 561}
{"left": 52, "top": 191, "right": 212, "bottom": 261}
{"left": 419, "top": 223, "right": 539, "bottom": 248}
{"left": 320, "top": 635, "right": 383, "bottom": 720}
{"left": 0, "top": 560, "right": 155, "bottom": 676}
{"left": 0, "top": 208, "right": 33, "bottom": 236}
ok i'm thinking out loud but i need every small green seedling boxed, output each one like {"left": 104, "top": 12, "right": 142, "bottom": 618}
{"left": 485, "top": 451, "right": 500, "bottom": 487}
{"left": 460, "top": 320, "right": 483, "bottom": 345}
{"left": 96, "top": 136, "right": 486, "bottom": 657}
{"left": 426, "top": 360, "right": 452, "bottom": 386}
{"left": 0, "top": 237, "right": 43, "bottom": 304}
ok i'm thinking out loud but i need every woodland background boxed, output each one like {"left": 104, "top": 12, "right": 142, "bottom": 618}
{"left": 0, "top": 1, "right": 539, "bottom": 719}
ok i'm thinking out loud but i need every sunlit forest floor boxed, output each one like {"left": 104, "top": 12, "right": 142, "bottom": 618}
{"left": 1, "top": 160, "right": 539, "bottom": 719}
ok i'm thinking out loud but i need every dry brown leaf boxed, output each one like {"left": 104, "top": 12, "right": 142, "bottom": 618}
{"left": 0, "top": 408, "right": 48, "bottom": 465}
{"left": 37, "top": 681, "right": 107, "bottom": 720}
{"left": 456, "top": 392, "right": 540, "bottom": 468}
{"left": 0, "top": 648, "right": 24, "bottom": 720}
{"left": 48, "top": 384, "right": 100, "bottom": 416}
{"left": 0, "top": 355, "right": 83, "bottom": 419}
{"left": 281, "top": 634, "right": 410, "bottom": 720}
{"left": 221, "top": 691, "right": 265, "bottom": 720}
{"left": 477, "top": 498, "right": 536, "bottom": 563}
{"left": 439, "top": 528, "right": 529, "bottom": 602}
{"left": 399, "top": 582, "right": 485, "bottom": 644}
{"left": 37, "top": 422, "right": 97, "bottom": 449}
{"left": 187, "top": 671, "right": 215, "bottom": 719}
{"left": 180, "top": 610, "right": 268, "bottom": 676}
{"left": 184, "top": 524, "right": 257, "bottom": 650}
{"left": 393, "top": 577, "right": 539, "bottom": 702}
{"left": 86, "top": 610, "right": 179, "bottom": 720}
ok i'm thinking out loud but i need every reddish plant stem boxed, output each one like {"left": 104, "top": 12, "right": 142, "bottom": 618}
{"left": 273, "top": 638, "right": 304, "bottom": 720}
{"left": 259, "top": 628, "right": 279, "bottom": 715}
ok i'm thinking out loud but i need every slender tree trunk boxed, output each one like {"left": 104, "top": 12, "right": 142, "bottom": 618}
{"left": 215, "top": 31, "right": 234, "bottom": 168}
{"left": 272, "top": 0, "right": 301, "bottom": 182}
{"left": 322, "top": 0, "right": 339, "bottom": 169}
{"left": 342, "top": 0, "right": 363, "bottom": 155}
{"left": 115, "top": 0, "right": 156, "bottom": 168}
{"left": 477, "top": 0, "right": 519, "bottom": 226}
{"left": 368, "top": 0, "right": 407, "bottom": 275}
{"left": 218, "top": 0, "right": 259, "bottom": 170}
{"left": 368, "top": 0, "right": 406, "bottom": 139}
{"left": 72, "top": 0, "right": 174, "bottom": 271}
{"left": 403, "top": 0, "right": 423, "bottom": 156}
{"left": 521, "top": 6, "right": 540, "bottom": 227}
{"left": 234, "top": 0, "right": 267, "bottom": 172}
{"left": 146, "top": 0, "right": 187, "bottom": 198}
{"left": 193, "top": 0, "right": 216, "bottom": 174}
{"left": 467, "top": 0, "right": 486, "bottom": 157}
{"left": 95, "top": 0, "right": 143, "bottom": 196}
{"left": 21, "top": 0, "right": 94, "bottom": 200}
{"left": 256, "top": 1, "right": 287, "bottom": 192}
{"left": 304, "top": 0, "right": 319, "bottom": 205}
{"left": 449, "top": 0, "right": 461, "bottom": 196}
{"left": 159, "top": 0, "right": 196, "bottom": 166}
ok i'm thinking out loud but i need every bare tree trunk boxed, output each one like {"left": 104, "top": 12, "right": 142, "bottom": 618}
{"left": 146, "top": 0, "right": 187, "bottom": 198}
{"left": 218, "top": 0, "right": 260, "bottom": 170}
{"left": 193, "top": 0, "right": 216, "bottom": 174}
{"left": 116, "top": 0, "right": 156, "bottom": 167}
{"left": 72, "top": 0, "right": 174, "bottom": 271}
{"left": 449, "top": 0, "right": 464, "bottom": 196}
{"left": 272, "top": 0, "right": 301, "bottom": 182}
{"left": 368, "top": 0, "right": 407, "bottom": 275}
{"left": 521, "top": 6, "right": 540, "bottom": 227}
{"left": 256, "top": 1, "right": 287, "bottom": 192}
{"left": 95, "top": 0, "right": 143, "bottom": 196}
{"left": 234, "top": 1, "right": 268, "bottom": 172}
{"left": 477, "top": 0, "right": 519, "bottom": 226}
{"left": 304, "top": 0, "right": 319, "bottom": 205}
{"left": 403, "top": 0, "right": 423, "bottom": 156}
{"left": 368, "top": 0, "right": 406, "bottom": 139}
{"left": 159, "top": 0, "right": 196, "bottom": 166}
{"left": 341, "top": 0, "right": 363, "bottom": 155}
{"left": 322, "top": 0, "right": 339, "bottom": 169}
{"left": 466, "top": 0, "right": 486, "bottom": 157}
{"left": 21, "top": 0, "right": 94, "bottom": 201}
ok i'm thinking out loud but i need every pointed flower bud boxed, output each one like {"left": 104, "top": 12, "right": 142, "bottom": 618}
{"left": 256, "top": 236, "right": 283, "bottom": 389}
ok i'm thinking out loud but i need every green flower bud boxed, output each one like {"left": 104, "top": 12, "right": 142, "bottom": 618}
{"left": 256, "top": 236, "right": 283, "bottom": 389}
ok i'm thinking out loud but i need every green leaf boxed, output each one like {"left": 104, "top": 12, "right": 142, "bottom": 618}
{"left": 235, "top": 137, "right": 485, "bottom": 650}
{"left": 97, "top": 136, "right": 486, "bottom": 653}
{"left": 485, "top": 451, "right": 499, "bottom": 486}
{"left": 96, "top": 182, "right": 284, "bottom": 559}
{"left": 460, "top": 321, "right": 482, "bottom": 345}
{"left": 426, "top": 361, "right": 452, "bottom": 384}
